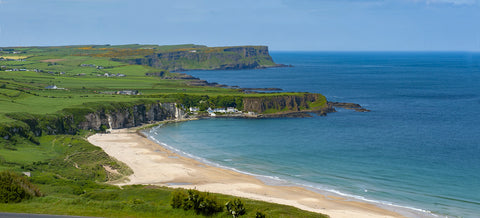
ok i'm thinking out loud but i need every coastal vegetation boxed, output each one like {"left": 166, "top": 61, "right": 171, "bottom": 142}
{"left": 0, "top": 131, "right": 326, "bottom": 217}
{"left": 0, "top": 171, "right": 42, "bottom": 203}
{"left": 0, "top": 44, "right": 329, "bottom": 217}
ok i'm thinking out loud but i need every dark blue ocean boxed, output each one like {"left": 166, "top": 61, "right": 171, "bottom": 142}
{"left": 147, "top": 52, "right": 480, "bottom": 217}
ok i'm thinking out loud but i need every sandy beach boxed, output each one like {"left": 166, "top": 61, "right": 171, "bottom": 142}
{"left": 87, "top": 127, "right": 407, "bottom": 218}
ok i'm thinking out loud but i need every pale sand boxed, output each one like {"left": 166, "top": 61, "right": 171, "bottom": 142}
{"left": 88, "top": 128, "right": 406, "bottom": 218}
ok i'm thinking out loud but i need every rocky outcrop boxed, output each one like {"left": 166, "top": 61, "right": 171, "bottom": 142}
{"left": 241, "top": 95, "right": 369, "bottom": 117}
{"left": 330, "top": 102, "right": 371, "bottom": 112}
{"left": 242, "top": 93, "right": 325, "bottom": 113}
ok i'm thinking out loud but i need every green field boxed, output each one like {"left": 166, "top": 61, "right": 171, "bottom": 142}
{"left": 0, "top": 45, "right": 243, "bottom": 123}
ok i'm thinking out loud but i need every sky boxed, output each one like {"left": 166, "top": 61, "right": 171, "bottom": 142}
{"left": 0, "top": 0, "right": 479, "bottom": 51}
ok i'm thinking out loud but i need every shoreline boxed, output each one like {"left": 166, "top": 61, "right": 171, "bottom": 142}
{"left": 87, "top": 125, "right": 420, "bottom": 218}
{"left": 143, "top": 123, "right": 434, "bottom": 218}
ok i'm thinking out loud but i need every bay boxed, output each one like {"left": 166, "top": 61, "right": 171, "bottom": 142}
{"left": 147, "top": 52, "right": 480, "bottom": 217}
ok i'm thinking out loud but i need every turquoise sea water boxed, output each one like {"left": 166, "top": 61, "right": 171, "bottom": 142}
{"left": 146, "top": 52, "right": 480, "bottom": 217}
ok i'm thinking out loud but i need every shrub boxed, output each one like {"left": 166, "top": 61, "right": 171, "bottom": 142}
{"left": 0, "top": 171, "right": 43, "bottom": 203}
{"left": 171, "top": 189, "right": 187, "bottom": 209}
{"left": 225, "top": 198, "right": 246, "bottom": 217}
{"left": 255, "top": 211, "right": 266, "bottom": 218}
{"left": 171, "top": 189, "right": 223, "bottom": 215}
{"left": 198, "top": 193, "right": 223, "bottom": 216}
{"left": 182, "top": 189, "right": 202, "bottom": 211}
{"left": 99, "top": 124, "right": 108, "bottom": 132}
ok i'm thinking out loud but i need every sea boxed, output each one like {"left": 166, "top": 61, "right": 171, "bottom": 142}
{"left": 145, "top": 52, "right": 480, "bottom": 218}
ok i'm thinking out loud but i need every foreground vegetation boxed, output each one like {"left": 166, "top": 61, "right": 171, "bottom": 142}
{"left": 0, "top": 133, "right": 326, "bottom": 217}
{"left": 0, "top": 44, "right": 328, "bottom": 217}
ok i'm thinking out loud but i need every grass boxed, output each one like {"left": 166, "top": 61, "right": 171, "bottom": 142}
{"left": 0, "top": 186, "right": 326, "bottom": 218}
{"left": 0, "top": 70, "right": 240, "bottom": 121}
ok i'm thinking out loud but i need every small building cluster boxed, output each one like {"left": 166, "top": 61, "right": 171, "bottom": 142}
{"left": 116, "top": 90, "right": 139, "bottom": 95}
{"left": 189, "top": 107, "right": 200, "bottom": 112}
{"left": 4, "top": 68, "right": 28, "bottom": 72}
{"left": 45, "top": 85, "right": 66, "bottom": 90}
{"left": 100, "top": 90, "right": 140, "bottom": 95}
{"left": 80, "top": 64, "right": 105, "bottom": 69}
{"left": 186, "top": 105, "right": 259, "bottom": 117}
{"left": 1, "top": 67, "right": 67, "bottom": 76}
{"left": 204, "top": 107, "right": 241, "bottom": 116}
{"left": 99, "top": 73, "right": 126, "bottom": 77}
{"left": 3, "top": 68, "right": 45, "bottom": 72}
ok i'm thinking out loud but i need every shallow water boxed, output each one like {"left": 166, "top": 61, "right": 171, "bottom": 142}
{"left": 147, "top": 52, "right": 480, "bottom": 217}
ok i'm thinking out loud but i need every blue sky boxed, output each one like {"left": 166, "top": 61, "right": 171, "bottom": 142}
{"left": 0, "top": 0, "right": 479, "bottom": 51}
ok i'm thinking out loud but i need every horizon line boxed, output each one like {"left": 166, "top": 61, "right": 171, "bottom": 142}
{"left": 1, "top": 43, "right": 479, "bottom": 53}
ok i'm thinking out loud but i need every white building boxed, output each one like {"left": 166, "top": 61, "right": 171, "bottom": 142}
{"left": 214, "top": 108, "right": 226, "bottom": 113}
{"left": 45, "top": 85, "right": 58, "bottom": 89}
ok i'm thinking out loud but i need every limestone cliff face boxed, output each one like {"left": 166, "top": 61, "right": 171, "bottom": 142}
{"left": 223, "top": 46, "right": 271, "bottom": 58}
{"left": 125, "top": 46, "right": 277, "bottom": 71}
{"left": 79, "top": 103, "right": 186, "bottom": 130}
{"left": 2, "top": 103, "right": 187, "bottom": 141}
{"left": 242, "top": 93, "right": 326, "bottom": 113}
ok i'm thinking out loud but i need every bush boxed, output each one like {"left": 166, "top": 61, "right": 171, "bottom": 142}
{"left": 171, "top": 189, "right": 187, "bottom": 209}
{"left": 198, "top": 193, "right": 223, "bottom": 216}
{"left": 0, "top": 171, "right": 43, "bottom": 203}
{"left": 225, "top": 198, "right": 246, "bottom": 217}
{"left": 255, "top": 211, "right": 266, "bottom": 218}
{"left": 99, "top": 124, "right": 108, "bottom": 132}
{"left": 170, "top": 189, "right": 223, "bottom": 215}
